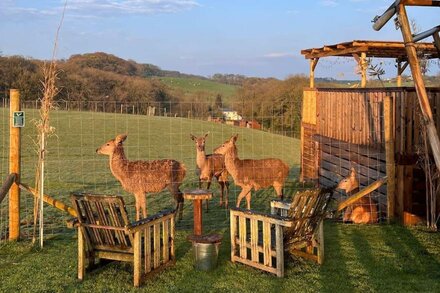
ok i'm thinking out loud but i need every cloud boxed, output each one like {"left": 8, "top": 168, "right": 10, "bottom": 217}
{"left": 320, "top": 0, "right": 339, "bottom": 7}
{"left": 0, "top": 0, "right": 200, "bottom": 18}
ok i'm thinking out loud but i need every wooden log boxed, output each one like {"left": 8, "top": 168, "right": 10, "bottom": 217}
{"left": 337, "top": 177, "right": 388, "bottom": 211}
{"left": 153, "top": 223, "right": 160, "bottom": 268}
{"left": 19, "top": 183, "right": 77, "bottom": 217}
{"left": 317, "top": 221, "right": 324, "bottom": 265}
{"left": 384, "top": 96, "right": 396, "bottom": 221}
{"left": 0, "top": 173, "right": 16, "bottom": 204}
{"left": 398, "top": 4, "right": 440, "bottom": 173}
{"left": 9, "top": 89, "right": 21, "bottom": 241}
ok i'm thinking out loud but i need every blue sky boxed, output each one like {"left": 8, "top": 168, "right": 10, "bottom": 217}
{"left": 0, "top": 0, "right": 438, "bottom": 79}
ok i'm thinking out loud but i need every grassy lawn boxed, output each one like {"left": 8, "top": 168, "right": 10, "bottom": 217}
{"left": 0, "top": 223, "right": 439, "bottom": 292}
{"left": 1, "top": 108, "right": 440, "bottom": 292}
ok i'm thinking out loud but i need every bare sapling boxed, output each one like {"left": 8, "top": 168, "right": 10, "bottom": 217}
{"left": 337, "top": 167, "right": 378, "bottom": 224}
{"left": 96, "top": 134, "right": 186, "bottom": 220}
{"left": 214, "top": 134, "right": 289, "bottom": 209}
{"left": 190, "top": 133, "right": 230, "bottom": 207}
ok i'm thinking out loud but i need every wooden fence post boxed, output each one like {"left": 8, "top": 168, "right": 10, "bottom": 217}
{"left": 384, "top": 96, "right": 396, "bottom": 222}
{"left": 9, "top": 89, "right": 21, "bottom": 240}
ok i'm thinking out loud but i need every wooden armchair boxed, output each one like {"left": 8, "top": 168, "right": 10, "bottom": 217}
{"left": 69, "top": 193, "right": 176, "bottom": 287}
{"left": 229, "top": 188, "right": 334, "bottom": 277}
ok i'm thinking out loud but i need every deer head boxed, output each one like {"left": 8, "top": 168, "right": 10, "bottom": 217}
{"left": 96, "top": 134, "right": 127, "bottom": 155}
{"left": 337, "top": 167, "right": 359, "bottom": 193}
{"left": 214, "top": 134, "right": 238, "bottom": 155}
{"left": 190, "top": 133, "right": 209, "bottom": 152}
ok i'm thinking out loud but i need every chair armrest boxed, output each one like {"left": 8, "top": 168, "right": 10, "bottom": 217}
{"left": 270, "top": 199, "right": 292, "bottom": 216}
{"left": 125, "top": 209, "right": 176, "bottom": 234}
{"left": 230, "top": 207, "right": 293, "bottom": 228}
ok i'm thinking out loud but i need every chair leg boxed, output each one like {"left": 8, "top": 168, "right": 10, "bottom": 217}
{"left": 133, "top": 231, "right": 142, "bottom": 287}
{"left": 317, "top": 220, "right": 324, "bottom": 265}
{"left": 78, "top": 229, "right": 86, "bottom": 280}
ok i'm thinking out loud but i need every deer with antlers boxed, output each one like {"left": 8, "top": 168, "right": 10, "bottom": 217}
{"left": 96, "top": 134, "right": 186, "bottom": 220}
{"left": 214, "top": 134, "right": 289, "bottom": 209}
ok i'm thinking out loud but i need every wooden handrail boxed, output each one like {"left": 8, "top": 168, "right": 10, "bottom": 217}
{"left": 0, "top": 173, "right": 17, "bottom": 204}
{"left": 337, "top": 177, "right": 388, "bottom": 212}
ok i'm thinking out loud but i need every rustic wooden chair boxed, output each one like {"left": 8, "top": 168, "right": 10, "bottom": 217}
{"left": 229, "top": 188, "right": 334, "bottom": 277}
{"left": 69, "top": 193, "right": 176, "bottom": 287}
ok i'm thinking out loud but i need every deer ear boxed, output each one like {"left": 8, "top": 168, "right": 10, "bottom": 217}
{"left": 204, "top": 132, "right": 209, "bottom": 138}
{"left": 231, "top": 134, "right": 238, "bottom": 142}
{"left": 190, "top": 134, "right": 196, "bottom": 141}
{"left": 116, "top": 134, "right": 127, "bottom": 144}
{"left": 350, "top": 167, "right": 356, "bottom": 176}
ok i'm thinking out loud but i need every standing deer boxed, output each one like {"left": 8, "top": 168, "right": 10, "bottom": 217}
{"left": 190, "top": 133, "right": 230, "bottom": 207}
{"left": 96, "top": 134, "right": 186, "bottom": 220}
{"left": 337, "top": 168, "right": 378, "bottom": 224}
{"left": 214, "top": 134, "right": 289, "bottom": 209}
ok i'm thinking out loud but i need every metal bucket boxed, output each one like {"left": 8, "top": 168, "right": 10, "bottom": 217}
{"left": 192, "top": 241, "right": 221, "bottom": 271}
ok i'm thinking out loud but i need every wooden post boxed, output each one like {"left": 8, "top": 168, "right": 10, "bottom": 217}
{"left": 397, "top": 62, "right": 402, "bottom": 87}
{"left": 384, "top": 96, "right": 396, "bottom": 222}
{"left": 133, "top": 231, "right": 141, "bottom": 287}
{"left": 78, "top": 229, "right": 86, "bottom": 280}
{"left": 361, "top": 52, "right": 367, "bottom": 88}
{"left": 309, "top": 58, "right": 319, "bottom": 88}
{"left": 9, "top": 89, "right": 21, "bottom": 241}
{"left": 193, "top": 199, "right": 202, "bottom": 236}
{"left": 397, "top": 4, "right": 440, "bottom": 173}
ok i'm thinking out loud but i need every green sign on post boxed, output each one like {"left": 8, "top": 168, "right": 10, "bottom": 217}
{"left": 13, "top": 111, "right": 25, "bottom": 127}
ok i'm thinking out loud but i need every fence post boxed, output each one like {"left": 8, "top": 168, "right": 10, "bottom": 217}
{"left": 384, "top": 96, "right": 395, "bottom": 222}
{"left": 9, "top": 89, "right": 21, "bottom": 240}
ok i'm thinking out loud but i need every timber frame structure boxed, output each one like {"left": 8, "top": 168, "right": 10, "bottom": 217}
{"left": 299, "top": 0, "right": 440, "bottom": 226}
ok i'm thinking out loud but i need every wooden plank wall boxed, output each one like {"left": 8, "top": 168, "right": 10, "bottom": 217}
{"left": 302, "top": 123, "right": 318, "bottom": 180}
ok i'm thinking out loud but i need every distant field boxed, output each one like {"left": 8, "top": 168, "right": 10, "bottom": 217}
{"left": 158, "top": 77, "right": 238, "bottom": 103}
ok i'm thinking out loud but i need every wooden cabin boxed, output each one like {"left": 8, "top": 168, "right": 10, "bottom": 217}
{"left": 300, "top": 40, "right": 440, "bottom": 225}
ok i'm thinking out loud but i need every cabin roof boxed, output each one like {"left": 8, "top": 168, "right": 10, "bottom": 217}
{"left": 301, "top": 40, "right": 439, "bottom": 60}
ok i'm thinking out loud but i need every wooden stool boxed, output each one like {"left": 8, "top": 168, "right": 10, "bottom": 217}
{"left": 183, "top": 189, "right": 212, "bottom": 236}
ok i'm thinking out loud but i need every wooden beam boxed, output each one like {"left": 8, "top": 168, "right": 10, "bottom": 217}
{"left": 384, "top": 96, "right": 396, "bottom": 222}
{"left": 309, "top": 58, "right": 319, "bottom": 88}
{"left": 304, "top": 46, "right": 367, "bottom": 59}
{"left": 398, "top": 4, "right": 440, "bottom": 174}
{"left": 0, "top": 173, "right": 17, "bottom": 205}
{"left": 337, "top": 177, "right": 388, "bottom": 211}
{"left": 434, "top": 32, "right": 440, "bottom": 54}
{"left": 402, "top": 0, "right": 440, "bottom": 6}
{"left": 9, "top": 89, "right": 21, "bottom": 241}
{"left": 19, "top": 182, "right": 77, "bottom": 217}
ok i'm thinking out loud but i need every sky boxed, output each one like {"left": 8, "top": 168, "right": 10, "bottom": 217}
{"left": 0, "top": 0, "right": 439, "bottom": 79}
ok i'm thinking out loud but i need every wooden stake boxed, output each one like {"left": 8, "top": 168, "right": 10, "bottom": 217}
{"left": 361, "top": 52, "right": 367, "bottom": 88}
{"left": 397, "top": 4, "right": 440, "bottom": 173}
{"left": 9, "top": 89, "right": 21, "bottom": 241}
{"left": 384, "top": 96, "right": 396, "bottom": 222}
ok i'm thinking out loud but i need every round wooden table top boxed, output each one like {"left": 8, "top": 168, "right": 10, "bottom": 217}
{"left": 183, "top": 189, "right": 213, "bottom": 200}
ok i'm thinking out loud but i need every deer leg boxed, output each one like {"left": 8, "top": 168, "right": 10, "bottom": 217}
{"left": 218, "top": 180, "right": 225, "bottom": 207}
{"left": 236, "top": 186, "right": 251, "bottom": 209}
{"left": 273, "top": 182, "right": 284, "bottom": 200}
{"left": 245, "top": 190, "right": 252, "bottom": 210}
{"left": 225, "top": 181, "right": 229, "bottom": 208}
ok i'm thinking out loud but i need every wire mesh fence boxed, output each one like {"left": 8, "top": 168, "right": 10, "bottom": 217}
{"left": 0, "top": 98, "right": 305, "bottom": 243}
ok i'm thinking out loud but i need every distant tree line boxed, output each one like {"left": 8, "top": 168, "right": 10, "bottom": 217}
{"left": 0, "top": 52, "right": 311, "bottom": 137}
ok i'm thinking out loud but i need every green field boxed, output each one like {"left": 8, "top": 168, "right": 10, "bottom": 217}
{"left": 1, "top": 108, "right": 440, "bottom": 292}
{"left": 158, "top": 77, "right": 238, "bottom": 103}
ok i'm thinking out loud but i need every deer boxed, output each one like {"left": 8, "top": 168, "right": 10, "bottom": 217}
{"left": 96, "top": 134, "right": 186, "bottom": 221}
{"left": 190, "top": 133, "right": 230, "bottom": 208}
{"left": 214, "top": 134, "right": 289, "bottom": 209}
{"left": 337, "top": 167, "right": 378, "bottom": 224}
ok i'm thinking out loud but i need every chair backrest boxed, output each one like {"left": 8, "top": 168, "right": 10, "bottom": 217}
{"left": 284, "top": 188, "right": 334, "bottom": 245}
{"left": 71, "top": 193, "right": 133, "bottom": 250}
